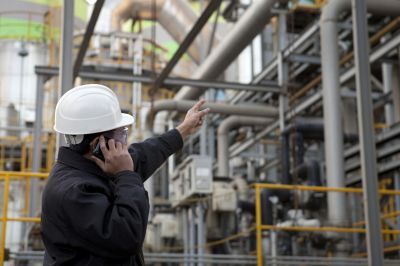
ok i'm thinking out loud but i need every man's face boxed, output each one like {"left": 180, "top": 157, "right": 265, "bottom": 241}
{"left": 103, "top": 127, "right": 128, "bottom": 145}
{"left": 89, "top": 127, "right": 129, "bottom": 159}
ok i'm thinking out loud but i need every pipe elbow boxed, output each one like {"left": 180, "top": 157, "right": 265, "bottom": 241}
{"left": 217, "top": 116, "right": 240, "bottom": 137}
{"left": 320, "top": 0, "right": 349, "bottom": 23}
{"left": 111, "top": 0, "right": 134, "bottom": 31}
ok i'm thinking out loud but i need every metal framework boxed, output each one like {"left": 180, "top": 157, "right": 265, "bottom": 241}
{"left": 73, "top": 0, "right": 105, "bottom": 79}
{"left": 352, "top": 1, "right": 384, "bottom": 264}
{"left": 254, "top": 183, "right": 400, "bottom": 266}
{"left": 35, "top": 66, "right": 281, "bottom": 93}
{"left": 151, "top": 0, "right": 222, "bottom": 94}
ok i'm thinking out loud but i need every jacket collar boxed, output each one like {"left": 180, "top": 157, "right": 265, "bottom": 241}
{"left": 57, "top": 147, "right": 110, "bottom": 179}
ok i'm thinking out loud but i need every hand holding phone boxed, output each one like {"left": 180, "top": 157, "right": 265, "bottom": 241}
{"left": 92, "top": 138, "right": 108, "bottom": 161}
{"left": 89, "top": 136, "right": 134, "bottom": 176}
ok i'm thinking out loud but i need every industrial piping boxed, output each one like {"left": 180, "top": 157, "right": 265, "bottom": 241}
{"left": 145, "top": 100, "right": 277, "bottom": 134}
{"left": 174, "top": 0, "right": 279, "bottom": 100}
{"left": 146, "top": 0, "right": 279, "bottom": 131}
{"left": 152, "top": 100, "right": 278, "bottom": 118}
{"left": 216, "top": 116, "right": 271, "bottom": 177}
{"left": 111, "top": 0, "right": 219, "bottom": 64}
{"left": 320, "top": 0, "right": 400, "bottom": 227}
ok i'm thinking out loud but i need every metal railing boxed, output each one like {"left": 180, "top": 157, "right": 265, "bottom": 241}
{"left": 0, "top": 171, "right": 48, "bottom": 265}
{"left": 254, "top": 183, "right": 400, "bottom": 266}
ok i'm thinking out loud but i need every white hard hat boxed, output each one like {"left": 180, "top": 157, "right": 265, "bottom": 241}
{"left": 54, "top": 84, "right": 135, "bottom": 135}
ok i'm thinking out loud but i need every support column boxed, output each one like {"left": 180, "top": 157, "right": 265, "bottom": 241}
{"left": 381, "top": 47, "right": 395, "bottom": 126}
{"left": 182, "top": 208, "right": 189, "bottom": 266}
{"left": 30, "top": 75, "right": 45, "bottom": 217}
{"left": 321, "top": 19, "right": 347, "bottom": 226}
{"left": 391, "top": 65, "right": 400, "bottom": 123}
{"left": 189, "top": 206, "right": 196, "bottom": 266}
{"left": 56, "top": 0, "right": 74, "bottom": 150}
{"left": 278, "top": 10, "right": 289, "bottom": 186}
{"left": 197, "top": 203, "right": 205, "bottom": 266}
{"left": 352, "top": 0, "right": 384, "bottom": 264}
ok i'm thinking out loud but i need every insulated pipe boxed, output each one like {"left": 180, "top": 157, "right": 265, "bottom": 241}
{"left": 174, "top": 0, "right": 279, "bottom": 100}
{"left": 217, "top": 116, "right": 271, "bottom": 177}
{"left": 152, "top": 100, "right": 278, "bottom": 118}
{"left": 320, "top": 0, "right": 400, "bottom": 226}
{"left": 111, "top": 0, "right": 219, "bottom": 64}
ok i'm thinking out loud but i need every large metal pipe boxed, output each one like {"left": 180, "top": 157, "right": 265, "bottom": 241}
{"left": 217, "top": 116, "right": 271, "bottom": 177}
{"left": 152, "top": 100, "right": 278, "bottom": 118}
{"left": 320, "top": 0, "right": 400, "bottom": 227}
{"left": 111, "top": 0, "right": 219, "bottom": 64}
{"left": 174, "top": 0, "right": 279, "bottom": 100}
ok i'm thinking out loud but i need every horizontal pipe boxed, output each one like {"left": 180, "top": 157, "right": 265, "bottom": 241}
{"left": 253, "top": 183, "right": 400, "bottom": 196}
{"left": 152, "top": 100, "right": 278, "bottom": 117}
{"left": 260, "top": 225, "right": 400, "bottom": 235}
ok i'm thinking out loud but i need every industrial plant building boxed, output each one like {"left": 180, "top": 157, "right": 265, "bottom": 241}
{"left": 0, "top": 0, "right": 400, "bottom": 265}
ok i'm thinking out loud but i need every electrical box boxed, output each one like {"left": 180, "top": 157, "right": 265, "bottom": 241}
{"left": 170, "top": 156, "right": 213, "bottom": 206}
{"left": 212, "top": 181, "right": 237, "bottom": 211}
{"left": 153, "top": 213, "right": 178, "bottom": 238}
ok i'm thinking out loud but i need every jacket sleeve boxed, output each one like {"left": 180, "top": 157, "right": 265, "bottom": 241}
{"left": 61, "top": 171, "right": 149, "bottom": 259}
{"left": 129, "top": 129, "right": 183, "bottom": 181}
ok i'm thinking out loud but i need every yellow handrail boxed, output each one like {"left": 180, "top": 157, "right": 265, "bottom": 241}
{"left": 253, "top": 183, "right": 400, "bottom": 266}
{"left": 0, "top": 171, "right": 48, "bottom": 265}
{"left": 0, "top": 174, "right": 10, "bottom": 265}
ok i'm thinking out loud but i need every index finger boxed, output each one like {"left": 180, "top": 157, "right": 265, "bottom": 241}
{"left": 191, "top": 99, "right": 206, "bottom": 112}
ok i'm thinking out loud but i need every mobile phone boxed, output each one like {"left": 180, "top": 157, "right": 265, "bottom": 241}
{"left": 92, "top": 138, "right": 109, "bottom": 161}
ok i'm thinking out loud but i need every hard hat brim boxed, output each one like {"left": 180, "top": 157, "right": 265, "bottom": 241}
{"left": 54, "top": 112, "right": 135, "bottom": 135}
{"left": 118, "top": 113, "right": 135, "bottom": 129}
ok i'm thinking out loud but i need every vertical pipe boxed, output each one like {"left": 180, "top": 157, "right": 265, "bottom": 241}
{"left": 31, "top": 75, "right": 45, "bottom": 216}
{"left": 57, "top": 0, "right": 74, "bottom": 150}
{"left": 189, "top": 206, "right": 195, "bottom": 266}
{"left": 270, "top": 230, "right": 277, "bottom": 266}
{"left": 255, "top": 185, "right": 263, "bottom": 266}
{"left": 381, "top": 51, "right": 394, "bottom": 126}
{"left": 0, "top": 175, "right": 10, "bottom": 265}
{"left": 182, "top": 208, "right": 189, "bottom": 266}
{"left": 167, "top": 120, "right": 175, "bottom": 199}
{"left": 197, "top": 203, "right": 205, "bottom": 266}
{"left": 352, "top": 0, "right": 384, "bottom": 264}
{"left": 321, "top": 19, "right": 347, "bottom": 226}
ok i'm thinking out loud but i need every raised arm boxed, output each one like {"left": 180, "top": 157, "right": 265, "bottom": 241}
{"left": 130, "top": 99, "right": 210, "bottom": 180}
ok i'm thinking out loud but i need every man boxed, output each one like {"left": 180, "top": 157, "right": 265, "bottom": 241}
{"left": 41, "top": 84, "right": 209, "bottom": 265}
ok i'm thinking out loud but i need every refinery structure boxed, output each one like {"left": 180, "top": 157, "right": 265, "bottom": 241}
{"left": 1, "top": 0, "right": 400, "bottom": 265}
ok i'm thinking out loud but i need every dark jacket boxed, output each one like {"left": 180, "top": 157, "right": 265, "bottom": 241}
{"left": 41, "top": 129, "right": 183, "bottom": 266}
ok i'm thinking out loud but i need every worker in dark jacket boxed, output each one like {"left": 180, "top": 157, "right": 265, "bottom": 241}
{"left": 41, "top": 84, "right": 209, "bottom": 266}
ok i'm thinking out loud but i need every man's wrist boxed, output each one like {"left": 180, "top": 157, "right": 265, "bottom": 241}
{"left": 176, "top": 124, "right": 190, "bottom": 140}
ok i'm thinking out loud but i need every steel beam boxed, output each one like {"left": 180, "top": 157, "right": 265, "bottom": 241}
{"left": 59, "top": 0, "right": 74, "bottom": 95}
{"left": 30, "top": 75, "right": 45, "bottom": 217}
{"left": 341, "top": 31, "right": 400, "bottom": 84}
{"left": 151, "top": 0, "right": 222, "bottom": 94}
{"left": 35, "top": 66, "right": 280, "bottom": 93}
{"left": 57, "top": 0, "right": 74, "bottom": 150}
{"left": 73, "top": 0, "right": 105, "bottom": 79}
{"left": 287, "top": 54, "right": 321, "bottom": 65}
{"left": 352, "top": 0, "right": 383, "bottom": 264}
